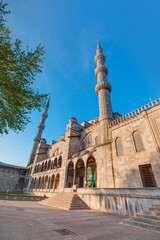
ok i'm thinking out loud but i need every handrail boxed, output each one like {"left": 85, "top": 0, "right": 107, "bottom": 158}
{"left": 109, "top": 98, "right": 160, "bottom": 127}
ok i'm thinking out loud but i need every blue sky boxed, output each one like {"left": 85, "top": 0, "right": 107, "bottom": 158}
{"left": 1, "top": 0, "right": 160, "bottom": 167}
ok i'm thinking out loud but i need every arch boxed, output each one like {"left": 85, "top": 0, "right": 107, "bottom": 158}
{"left": 76, "top": 159, "right": 85, "bottom": 188}
{"left": 35, "top": 178, "right": 38, "bottom": 189}
{"left": 47, "top": 160, "right": 51, "bottom": 170}
{"left": 48, "top": 177, "right": 51, "bottom": 189}
{"left": 133, "top": 131, "right": 145, "bottom": 152}
{"left": 44, "top": 161, "right": 48, "bottom": 171}
{"left": 115, "top": 137, "right": 124, "bottom": 156}
{"left": 55, "top": 174, "right": 60, "bottom": 189}
{"left": 80, "top": 132, "right": 95, "bottom": 150}
{"left": 45, "top": 175, "right": 49, "bottom": 189}
{"left": 37, "top": 164, "right": 40, "bottom": 173}
{"left": 34, "top": 165, "right": 37, "bottom": 173}
{"left": 41, "top": 162, "right": 44, "bottom": 172}
{"left": 54, "top": 158, "right": 57, "bottom": 169}
{"left": 87, "top": 157, "right": 97, "bottom": 188}
{"left": 67, "top": 161, "right": 74, "bottom": 188}
{"left": 41, "top": 176, "right": 45, "bottom": 189}
{"left": 50, "top": 174, "right": 55, "bottom": 189}
{"left": 51, "top": 160, "right": 54, "bottom": 170}
{"left": 30, "top": 178, "right": 34, "bottom": 189}
{"left": 53, "top": 148, "right": 59, "bottom": 156}
{"left": 37, "top": 177, "right": 41, "bottom": 189}
{"left": 58, "top": 156, "right": 62, "bottom": 168}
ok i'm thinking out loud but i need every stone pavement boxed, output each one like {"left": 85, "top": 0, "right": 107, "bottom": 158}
{"left": 0, "top": 201, "right": 160, "bottom": 240}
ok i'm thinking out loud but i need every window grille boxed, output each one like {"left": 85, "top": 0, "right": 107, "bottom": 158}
{"left": 133, "top": 131, "right": 145, "bottom": 152}
{"left": 115, "top": 138, "right": 124, "bottom": 156}
{"left": 139, "top": 164, "right": 157, "bottom": 187}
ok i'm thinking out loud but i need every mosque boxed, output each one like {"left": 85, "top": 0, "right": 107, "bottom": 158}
{"left": 24, "top": 41, "right": 160, "bottom": 216}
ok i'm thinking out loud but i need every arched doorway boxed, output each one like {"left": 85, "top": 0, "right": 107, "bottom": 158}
{"left": 87, "top": 157, "right": 97, "bottom": 188}
{"left": 67, "top": 161, "right": 74, "bottom": 188}
{"left": 55, "top": 174, "right": 60, "bottom": 189}
{"left": 76, "top": 159, "right": 85, "bottom": 188}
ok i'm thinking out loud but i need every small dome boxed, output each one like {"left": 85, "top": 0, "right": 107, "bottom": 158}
{"left": 69, "top": 117, "right": 77, "bottom": 123}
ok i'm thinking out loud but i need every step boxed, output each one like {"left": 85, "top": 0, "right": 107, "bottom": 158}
{"left": 39, "top": 193, "right": 90, "bottom": 210}
{"left": 123, "top": 219, "right": 160, "bottom": 231}
{"left": 149, "top": 207, "right": 160, "bottom": 212}
{"left": 144, "top": 211, "right": 160, "bottom": 216}
{"left": 136, "top": 213, "right": 160, "bottom": 221}
{"left": 130, "top": 216, "right": 160, "bottom": 226}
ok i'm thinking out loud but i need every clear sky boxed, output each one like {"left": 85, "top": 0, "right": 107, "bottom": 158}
{"left": 1, "top": 0, "right": 160, "bottom": 167}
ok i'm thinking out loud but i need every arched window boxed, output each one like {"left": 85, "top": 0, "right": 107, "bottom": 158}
{"left": 58, "top": 156, "right": 62, "bottom": 168}
{"left": 87, "top": 157, "right": 97, "bottom": 188}
{"left": 115, "top": 138, "right": 124, "bottom": 156}
{"left": 54, "top": 158, "right": 57, "bottom": 169}
{"left": 67, "top": 161, "right": 74, "bottom": 188}
{"left": 133, "top": 131, "right": 145, "bottom": 152}
{"left": 55, "top": 174, "right": 60, "bottom": 189}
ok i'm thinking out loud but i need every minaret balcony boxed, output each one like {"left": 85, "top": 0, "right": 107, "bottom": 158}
{"left": 95, "top": 81, "right": 112, "bottom": 95}
{"left": 95, "top": 65, "right": 108, "bottom": 77}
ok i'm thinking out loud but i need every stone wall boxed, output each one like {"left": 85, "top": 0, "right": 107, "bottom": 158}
{"left": 0, "top": 167, "right": 20, "bottom": 192}
{"left": 77, "top": 188, "right": 160, "bottom": 216}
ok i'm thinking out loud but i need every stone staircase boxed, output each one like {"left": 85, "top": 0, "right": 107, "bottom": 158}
{"left": 40, "top": 192, "right": 90, "bottom": 210}
{"left": 123, "top": 204, "right": 160, "bottom": 231}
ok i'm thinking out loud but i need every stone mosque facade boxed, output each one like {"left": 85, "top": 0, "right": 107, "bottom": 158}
{"left": 24, "top": 42, "right": 160, "bottom": 211}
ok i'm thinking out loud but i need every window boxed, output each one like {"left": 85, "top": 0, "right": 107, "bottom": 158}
{"left": 133, "top": 131, "right": 145, "bottom": 152}
{"left": 115, "top": 138, "right": 124, "bottom": 156}
{"left": 139, "top": 164, "right": 157, "bottom": 187}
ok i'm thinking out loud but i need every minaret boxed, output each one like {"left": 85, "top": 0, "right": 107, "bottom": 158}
{"left": 27, "top": 98, "right": 50, "bottom": 166}
{"left": 94, "top": 40, "right": 113, "bottom": 122}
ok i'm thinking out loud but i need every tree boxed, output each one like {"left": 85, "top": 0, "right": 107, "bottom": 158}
{"left": 0, "top": 1, "right": 48, "bottom": 135}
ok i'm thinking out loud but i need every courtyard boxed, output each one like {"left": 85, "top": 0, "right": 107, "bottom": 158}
{"left": 0, "top": 201, "right": 160, "bottom": 240}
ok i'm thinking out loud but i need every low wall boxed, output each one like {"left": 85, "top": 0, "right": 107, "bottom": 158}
{"left": 24, "top": 188, "right": 160, "bottom": 216}
{"left": 77, "top": 188, "right": 160, "bottom": 216}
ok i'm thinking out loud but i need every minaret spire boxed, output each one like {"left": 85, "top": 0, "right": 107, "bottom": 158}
{"left": 94, "top": 40, "right": 113, "bottom": 122}
{"left": 27, "top": 98, "right": 50, "bottom": 166}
